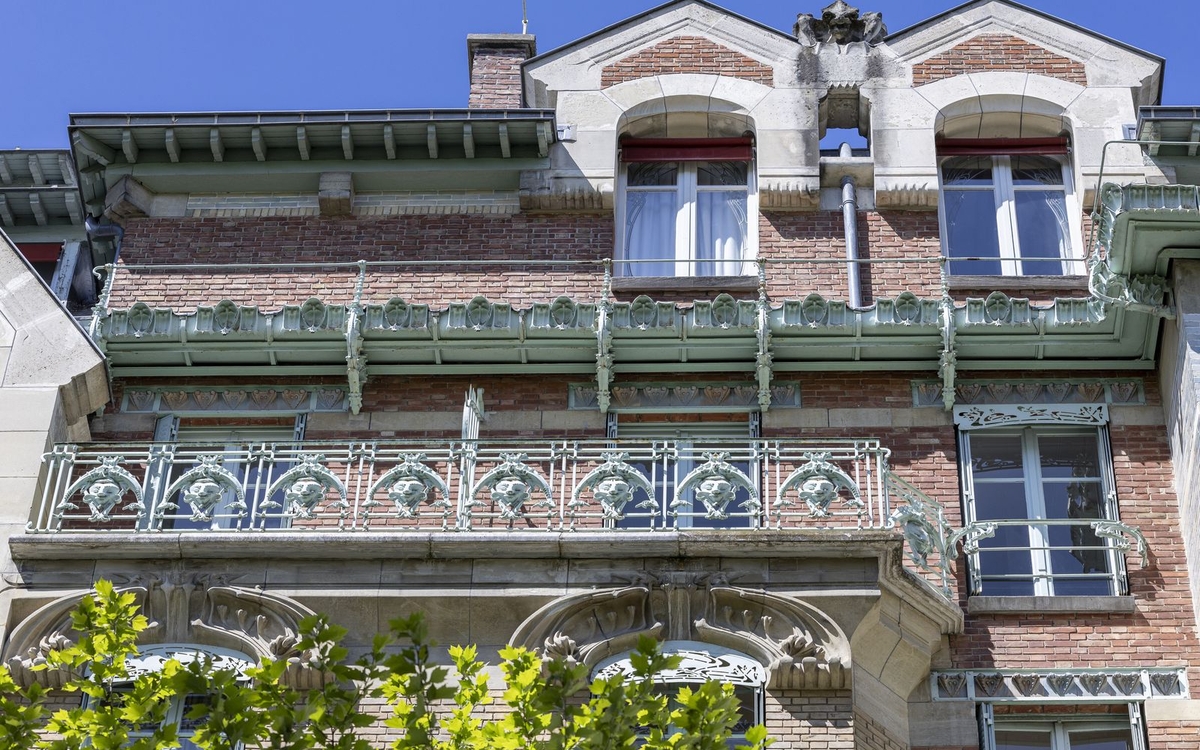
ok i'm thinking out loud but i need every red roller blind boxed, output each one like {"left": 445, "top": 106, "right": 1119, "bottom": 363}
{"left": 937, "top": 137, "right": 1069, "bottom": 156}
{"left": 619, "top": 137, "right": 754, "bottom": 163}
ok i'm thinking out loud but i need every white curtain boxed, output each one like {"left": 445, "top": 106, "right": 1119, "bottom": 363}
{"left": 695, "top": 190, "right": 748, "bottom": 275}
{"left": 625, "top": 190, "right": 677, "bottom": 277}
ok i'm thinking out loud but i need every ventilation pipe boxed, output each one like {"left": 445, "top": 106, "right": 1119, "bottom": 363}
{"left": 839, "top": 142, "right": 862, "bottom": 308}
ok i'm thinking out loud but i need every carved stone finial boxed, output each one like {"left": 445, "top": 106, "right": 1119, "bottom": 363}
{"left": 794, "top": 2, "right": 887, "bottom": 47}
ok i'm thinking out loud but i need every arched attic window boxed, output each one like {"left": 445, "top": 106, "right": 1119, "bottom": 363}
{"left": 593, "top": 641, "right": 765, "bottom": 747}
{"left": 936, "top": 99, "right": 1083, "bottom": 277}
{"left": 616, "top": 105, "right": 758, "bottom": 279}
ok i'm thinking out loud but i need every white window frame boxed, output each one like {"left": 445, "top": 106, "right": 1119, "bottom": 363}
{"left": 958, "top": 420, "right": 1126, "bottom": 597}
{"left": 980, "top": 704, "right": 1146, "bottom": 750}
{"left": 938, "top": 153, "right": 1083, "bottom": 276}
{"left": 616, "top": 157, "right": 758, "bottom": 278}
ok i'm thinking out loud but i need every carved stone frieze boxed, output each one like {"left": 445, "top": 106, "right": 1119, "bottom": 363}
{"left": 912, "top": 379, "right": 1144, "bottom": 408}
{"left": 2, "top": 573, "right": 323, "bottom": 689}
{"left": 510, "top": 573, "right": 851, "bottom": 690}
{"left": 932, "top": 668, "right": 1188, "bottom": 702}
{"left": 570, "top": 381, "right": 800, "bottom": 412}
{"left": 123, "top": 387, "right": 349, "bottom": 413}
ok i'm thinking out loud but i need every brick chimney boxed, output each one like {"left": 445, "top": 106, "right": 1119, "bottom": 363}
{"left": 467, "top": 34, "right": 536, "bottom": 108}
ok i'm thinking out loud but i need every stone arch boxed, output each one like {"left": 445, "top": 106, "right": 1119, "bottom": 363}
{"left": 604, "top": 74, "right": 773, "bottom": 138}
{"left": 919, "top": 72, "right": 1084, "bottom": 141}
{"left": 510, "top": 571, "right": 851, "bottom": 690}
{"left": 2, "top": 577, "right": 321, "bottom": 688}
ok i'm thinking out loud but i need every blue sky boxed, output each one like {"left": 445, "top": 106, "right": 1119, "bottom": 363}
{"left": 3, "top": 0, "right": 1196, "bottom": 149}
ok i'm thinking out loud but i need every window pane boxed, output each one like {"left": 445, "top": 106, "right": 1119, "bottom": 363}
{"left": 942, "top": 157, "right": 994, "bottom": 185}
{"left": 695, "top": 191, "right": 748, "bottom": 276}
{"left": 1010, "top": 156, "right": 1063, "bottom": 186}
{"left": 697, "top": 161, "right": 747, "bottom": 186}
{"left": 1037, "top": 437, "right": 1100, "bottom": 480}
{"left": 628, "top": 162, "right": 679, "bottom": 186}
{"left": 944, "top": 189, "right": 1002, "bottom": 274}
{"left": 1068, "top": 727, "right": 1133, "bottom": 750}
{"left": 625, "top": 191, "right": 678, "bottom": 277}
{"left": 1015, "top": 191, "right": 1071, "bottom": 275}
{"left": 970, "top": 434, "right": 1025, "bottom": 479}
{"left": 995, "top": 729, "right": 1053, "bottom": 750}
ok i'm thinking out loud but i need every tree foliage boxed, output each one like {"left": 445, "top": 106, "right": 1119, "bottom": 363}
{"left": 0, "top": 582, "right": 773, "bottom": 750}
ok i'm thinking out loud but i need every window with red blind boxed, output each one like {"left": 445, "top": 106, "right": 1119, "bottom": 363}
{"left": 937, "top": 137, "right": 1081, "bottom": 276}
{"left": 617, "top": 137, "right": 757, "bottom": 277}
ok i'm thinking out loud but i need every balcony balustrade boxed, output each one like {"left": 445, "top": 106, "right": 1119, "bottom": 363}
{"left": 38, "top": 438, "right": 898, "bottom": 533}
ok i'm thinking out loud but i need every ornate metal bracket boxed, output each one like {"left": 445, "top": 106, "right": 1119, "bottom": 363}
{"left": 1092, "top": 519, "right": 1149, "bottom": 566}
{"left": 755, "top": 260, "right": 773, "bottom": 412}
{"left": 885, "top": 472, "right": 957, "bottom": 597}
{"left": 1088, "top": 257, "right": 1174, "bottom": 319}
{"left": 345, "top": 303, "right": 366, "bottom": 416}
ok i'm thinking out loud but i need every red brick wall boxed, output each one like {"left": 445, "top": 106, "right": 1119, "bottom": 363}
{"left": 469, "top": 46, "right": 526, "bottom": 108}
{"left": 110, "top": 212, "right": 952, "bottom": 311}
{"left": 913, "top": 35, "right": 1087, "bottom": 87}
{"left": 601, "top": 36, "right": 773, "bottom": 88}
{"left": 950, "top": 421, "right": 1200, "bottom": 687}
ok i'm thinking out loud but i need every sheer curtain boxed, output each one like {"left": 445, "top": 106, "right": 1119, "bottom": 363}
{"left": 695, "top": 190, "right": 748, "bottom": 276}
{"left": 695, "top": 161, "right": 749, "bottom": 276}
{"left": 624, "top": 162, "right": 679, "bottom": 277}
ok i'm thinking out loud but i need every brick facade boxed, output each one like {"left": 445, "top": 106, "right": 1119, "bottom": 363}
{"left": 913, "top": 35, "right": 1087, "bottom": 87}
{"left": 601, "top": 35, "right": 773, "bottom": 88}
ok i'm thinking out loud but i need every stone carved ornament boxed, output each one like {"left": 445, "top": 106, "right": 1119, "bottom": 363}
{"left": 510, "top": 572, "right": 851, "bottom": 690}
{"left": 794, "top": 1, "right": 887, "bottom": 47}
{"left": 2, "top": 571, "right": 324, "bottom": 690}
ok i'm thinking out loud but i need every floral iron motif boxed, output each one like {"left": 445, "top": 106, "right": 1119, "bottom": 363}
{"left": 469, "top": 453, "right": 554, "bottom": 524}
{"left": 1091, "top": 519, "right": 1149, "bottom": 566}
{"left": 58, "top": 455, "right": 145, "bottom": 523}
{"left": 159, "top": 455, "right": 246, "bottom": 524}
{"left": 262, "top": 454, "right": 348, "bottom": 520}
{"left": 570, "top": 453, "right": 656, "bottom": 521}
{"left": 672, "top": 452, "right": 760, "bottom": 521}
{"left": 974, "top": 674, "right": 1003, "bottom": 697}
{"left": 365, "top": 453, "right": 451, "bottom": 521}
{"left": 775, "top": 452, "right": 862, "bottom": 520}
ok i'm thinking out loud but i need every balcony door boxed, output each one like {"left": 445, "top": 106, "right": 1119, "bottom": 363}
{"left": 149, "top": 415, "right": 305, "bottom": 531}
{"left": 609, "top": 416, "right": 760, "bottom": 529}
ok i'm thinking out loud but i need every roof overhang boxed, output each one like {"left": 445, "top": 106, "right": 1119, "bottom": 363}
{"left": 68, "top": 109, "right": 557, "bottom": 214}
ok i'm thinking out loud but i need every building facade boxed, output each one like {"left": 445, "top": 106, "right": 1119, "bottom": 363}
{"left": 3, "top": 1, "right": 1200, "bottom": 747}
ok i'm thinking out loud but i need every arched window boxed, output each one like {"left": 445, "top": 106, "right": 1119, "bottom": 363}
{"left": 86, "top": 644, "right": 254, "bottom": 750}
{"left": 593, "top": 641, "right": 765, "bottom": 746}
